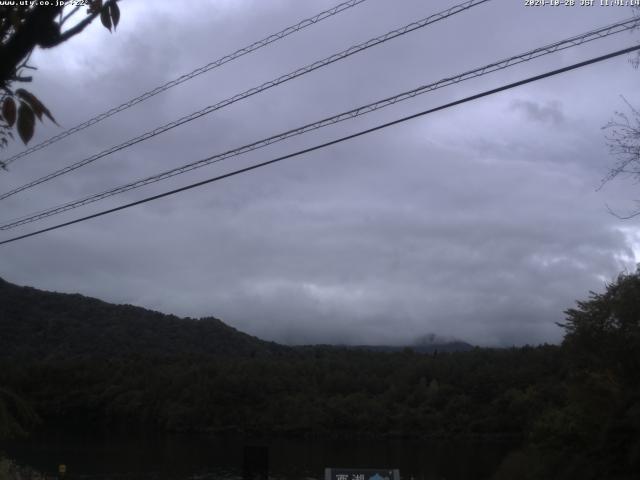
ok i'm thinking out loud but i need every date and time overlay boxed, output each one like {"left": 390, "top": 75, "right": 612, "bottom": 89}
{"left": 0, "top": 0, "right": 639, "bottom": 7}
{"left": 526, "top": 0, "right": 640, "bottom": 6}
{"left": 0, "top": 0, "right": 638, "bottom": 7}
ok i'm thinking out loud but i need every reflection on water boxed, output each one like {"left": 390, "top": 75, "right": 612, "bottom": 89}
{"left": 1, "top": 430, "right": 516, "bottom": 480}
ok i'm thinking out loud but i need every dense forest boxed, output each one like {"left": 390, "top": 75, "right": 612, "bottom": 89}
{"left": 0, "top": 273, "right": 639, "bottom": 479}
{"left": 0, "top": 277, "right": 286, "bottom": 359}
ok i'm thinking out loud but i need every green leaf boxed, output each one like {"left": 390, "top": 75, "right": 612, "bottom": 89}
{"left": 17, "top": 101, "right": 35, "bottom": 144}
{"left": 15, "top": 89, "right": 57, "bottom": 124}
{"left": 100, "top": 6, "right": 112, "bottom": 31}
{"left": 2, "top": 97, "right": 16, "bottom": 127}
{"left": 109, "top": 2, "right": 120, "bottom": 30}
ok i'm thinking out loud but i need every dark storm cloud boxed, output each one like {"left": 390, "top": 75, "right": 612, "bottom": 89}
{"left": 510, "top": 99, "right": 565, "bottom": 126}
{"left": 1, "top": 0, "right": 639, "bottom": 346}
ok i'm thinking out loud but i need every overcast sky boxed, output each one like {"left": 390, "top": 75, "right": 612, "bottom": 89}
{"left": 1, "top": 0, "right": 639, "bottom": 346}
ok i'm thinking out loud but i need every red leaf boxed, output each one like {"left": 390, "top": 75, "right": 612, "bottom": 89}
{"left": 17, "top": 101, "right": 35, "bottom": 144}
{"left": 88, "top": 0, "right": 102, "bottom": 14}
{"left": 2, "top": 97, "right": 16, "bottom": 127}
{"left": 15, "top": 89, "right": 57, "bottom": 124}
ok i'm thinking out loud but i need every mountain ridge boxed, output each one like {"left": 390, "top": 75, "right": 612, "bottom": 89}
{"left": 0, "top": 277, "right": 473, "bottom": 359}
{"left": 0, "top": 276, "right": 286, "bottom": 359}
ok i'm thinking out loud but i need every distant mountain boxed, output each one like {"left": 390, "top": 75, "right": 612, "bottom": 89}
{"left": 319, "top": 333, "right": 474, "bottom": 354}
{"left": 344, "top": 342, "right": 474, "bottom": 354}
{"left": 412, "top": 332, "right": 475, "bottom": 353}
{"left": 0, "top": 277, "right": 286, "bottom": 360}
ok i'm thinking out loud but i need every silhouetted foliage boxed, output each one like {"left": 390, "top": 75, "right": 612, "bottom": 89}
{"left": 0, "top": 275, "right": 638, "bottom": 479}
{"left": 0, "top": 277, "right": 285, "bottom": 360}
{"left": 0, "top": 387, "right": 38, "bottom": 441}
{"left": 602, "top": 100, "right": 640, "bottom": 218}
{"left": 536, "top": 270, "right": 640, "bottom": 479}
{"left": 0, "top": 1, "right": 121, "bottom": 156}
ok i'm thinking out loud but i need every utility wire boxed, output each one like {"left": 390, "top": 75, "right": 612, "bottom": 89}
{"left": 1, "top": 44, "right": 638, "bottom": 247}
{"left": 2, "top": 16, "right": 638, "bottom": 230}
{"left": 0, "top": 0, "right": 370, "bottom": 167}
{"left": 0, "top": 0, "right": 491, "bottom": 201}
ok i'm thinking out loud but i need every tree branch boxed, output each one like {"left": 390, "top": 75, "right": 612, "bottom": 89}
{"left": 57, "top": 0, "right": 118, "bottom": 45}
{"left": 606, "top": 202, "right": 640, "bottom": 220}
{"left": 59, "top": 6, "right": 81, "bottom": 27}
{"left": 0, "top": 6, "right": 63, "bottom": 85}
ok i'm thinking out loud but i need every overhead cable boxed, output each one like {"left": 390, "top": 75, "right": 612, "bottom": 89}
{"left": 0, "top": 0, "right": 371, "bottom": 167}
{"left": 0, "top": 0, "right": 491, "bottom": 201}
{"left": 2, "top": 16, "right": 638, "bottom": 230}
{"left": 1, "top": 44, "right": 638, "bottom": 247}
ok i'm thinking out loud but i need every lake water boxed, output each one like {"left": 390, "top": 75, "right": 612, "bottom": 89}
{"left": 2, "top": 431, "right": 517, "bottom": 480}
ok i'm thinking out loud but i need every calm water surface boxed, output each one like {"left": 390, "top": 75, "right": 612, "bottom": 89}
{"left": 2, "top": 431, "right": 516, "bottom": 480}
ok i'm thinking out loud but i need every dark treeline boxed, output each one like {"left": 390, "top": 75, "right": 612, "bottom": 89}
{"left": 0, "top": 346, "right": 564, "bottom": 436}
{"left": 0, "top": 273, "right": 639, "bottom": 479}
{"left": 0, "top": 277, "right": 286, "bottom": 360}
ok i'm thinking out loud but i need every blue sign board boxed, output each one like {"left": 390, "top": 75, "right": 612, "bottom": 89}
{"left": 324, "top": 468, "right": 400, "bottom": 480}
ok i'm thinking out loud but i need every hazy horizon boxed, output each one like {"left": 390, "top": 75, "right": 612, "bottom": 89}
{"left": 0, "top": 273, "right": 581, "bottom": 348}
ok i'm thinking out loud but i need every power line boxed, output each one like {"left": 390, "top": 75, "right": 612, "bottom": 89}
{"left": 0, "top": 0, "right": 370, "bottom": 168}
{"left": 2, "top": 16, "right": 638, "bottom": 230}
{"left": 0, "top": 0, "right": 491, "bottom": 201}
{"left": 1, "top": 44, "right": 638, "bottom": 247}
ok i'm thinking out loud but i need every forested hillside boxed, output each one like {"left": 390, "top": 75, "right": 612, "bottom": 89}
{"left": 1, "top": 273, "right": 639, "bottom": 479}
{"left": 0, "top": 277, "right": 285, "bottom": 359}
